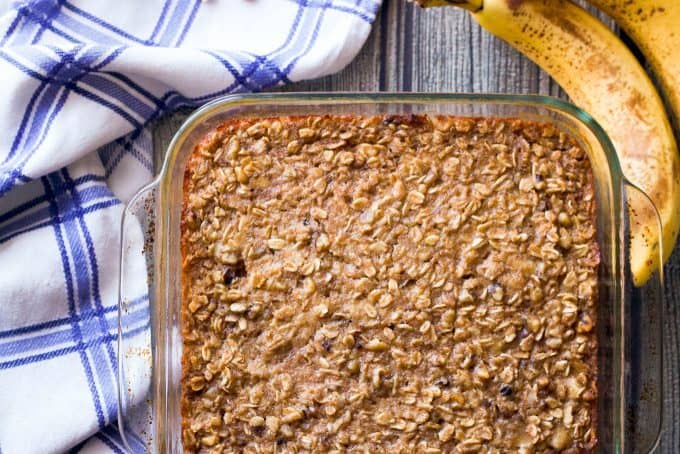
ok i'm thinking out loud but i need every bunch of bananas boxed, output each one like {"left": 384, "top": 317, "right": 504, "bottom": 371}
{"left": 415, "top": 0, "right": 680, "bottom": 286}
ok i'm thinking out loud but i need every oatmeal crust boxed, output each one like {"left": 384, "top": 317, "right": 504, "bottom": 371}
{"left": 180, "top": 115, "right": 599, "bottom": 453}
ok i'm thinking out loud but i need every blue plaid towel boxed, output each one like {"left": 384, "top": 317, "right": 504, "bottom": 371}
{"left": 0, "top": 1, "right": 381, "bottom": 452}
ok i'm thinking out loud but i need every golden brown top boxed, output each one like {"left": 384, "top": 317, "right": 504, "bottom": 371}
{"left": 180, "top": 115, "right": 599, "bottom": 453}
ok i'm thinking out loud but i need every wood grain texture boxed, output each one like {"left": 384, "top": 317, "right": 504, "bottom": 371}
{"left": 152, "top": 1, "right": 679, "bottom": 450}
{"left": 663, "top": 247, "right": 680, "bottom": 452}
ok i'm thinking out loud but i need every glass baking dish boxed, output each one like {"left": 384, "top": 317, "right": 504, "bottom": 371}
{"left": 117, "top": 93, "right": 665, "bottom": 453}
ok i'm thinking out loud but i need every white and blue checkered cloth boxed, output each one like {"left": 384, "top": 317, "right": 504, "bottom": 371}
{"left": 0, "top": 0, "right": 381, "bottom": 452}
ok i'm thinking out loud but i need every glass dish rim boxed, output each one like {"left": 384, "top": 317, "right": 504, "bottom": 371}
{"left": 158, "top": 92, "right": 624, "bottom": 188}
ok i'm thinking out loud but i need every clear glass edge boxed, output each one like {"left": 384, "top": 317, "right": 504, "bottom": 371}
{"left": 117, "top": 92, "right": 666, "bottom": 453}
{"left": 159, "top": 93, "right": 625, "bottom": 187}
{"left": 118, "top": 178, "right": 161, "bottom": 452}
{"left": 621, "top": 180, "right": 666, "bottom": 453}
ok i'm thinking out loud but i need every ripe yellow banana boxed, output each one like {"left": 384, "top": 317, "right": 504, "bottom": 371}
{"left": 586, "top": 0, "right": 680, "bottom": 126}
{"left": 415, "top": 0, "right": 680, "bottom": 285}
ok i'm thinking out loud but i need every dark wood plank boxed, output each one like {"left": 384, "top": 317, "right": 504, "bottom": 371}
{"left": 663, "top": 247, "right": 680, "bottom": 452}
{"left": 152, "top": 2, "right": 679, "bottom": 450}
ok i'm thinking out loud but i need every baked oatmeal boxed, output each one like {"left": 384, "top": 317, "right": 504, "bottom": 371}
{"left": 180, "top": 115, "right": 599, "bottom": 453}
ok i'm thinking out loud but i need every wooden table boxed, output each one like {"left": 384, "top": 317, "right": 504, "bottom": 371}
{"left": 153, "top": 1, "right": 679, "bottom": 450}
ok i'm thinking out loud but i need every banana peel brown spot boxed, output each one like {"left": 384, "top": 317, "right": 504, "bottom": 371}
{"left": 537, "top": 7, "right": 603, "bottom": 55}
{"left": 506, "top": 0, "right": 524, "bottom": 11}
{"left": 583, "top": 54, "right": 619, "bottom": 82}
{"left": 624, "top": 90, "right": 648, "bottom": 120}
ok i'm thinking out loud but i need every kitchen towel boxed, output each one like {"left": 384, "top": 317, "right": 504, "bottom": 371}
{"left": 0, "top": 0, "right": 381, "bottom": 452}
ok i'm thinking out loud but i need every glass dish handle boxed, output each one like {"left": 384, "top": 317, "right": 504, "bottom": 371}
{"left": 623, "top": 181, "right": 665, "bottom": 454}
{"left": 117, "top": 180, "right": 159, "bottom": 453}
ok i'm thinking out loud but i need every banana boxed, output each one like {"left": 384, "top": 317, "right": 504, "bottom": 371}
{"left": 585, "top": 0, "right": 680, "bottom": 126}
{"left": 415, "top": 0, "right": 680, "bottom": 285}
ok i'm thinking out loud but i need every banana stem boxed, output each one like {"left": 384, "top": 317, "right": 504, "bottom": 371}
{"left": 417, "top": 0, "right": 483, "bottom": 12}
{"left": 444, "top": 0, "right": 483, "bottom": 12}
